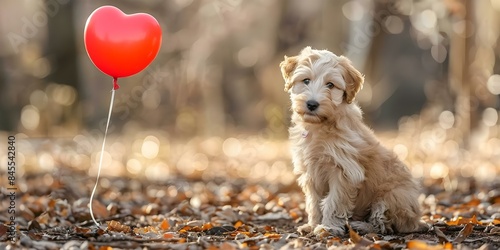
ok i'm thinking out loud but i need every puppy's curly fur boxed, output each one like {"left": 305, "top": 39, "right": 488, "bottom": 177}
{"left": 280, "top": 47, "right": 428, "bottom": 235}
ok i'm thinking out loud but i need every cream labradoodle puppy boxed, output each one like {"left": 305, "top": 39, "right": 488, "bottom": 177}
{"left": 280, "top": 47, "right": 428, "bottom": 235}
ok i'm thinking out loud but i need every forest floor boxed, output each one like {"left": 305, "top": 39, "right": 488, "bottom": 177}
{"left": 1, "top": 129, "right": 500, "bottom": 249}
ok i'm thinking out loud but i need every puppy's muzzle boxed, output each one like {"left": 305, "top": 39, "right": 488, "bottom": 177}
{"left": 306, "top": 100, "right": 319, "bottom": 111}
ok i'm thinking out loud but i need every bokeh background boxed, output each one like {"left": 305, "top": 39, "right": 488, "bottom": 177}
{"left": 0, "top": 0, "right": 499, "bottom": 189}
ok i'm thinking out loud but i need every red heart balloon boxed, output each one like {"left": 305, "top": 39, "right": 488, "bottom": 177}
{"left": 84, "top": 6, "right": 162, "bottom": 87}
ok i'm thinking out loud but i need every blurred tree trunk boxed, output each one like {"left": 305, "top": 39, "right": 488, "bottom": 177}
{"left": 44, "top": 0, "right": 81, "bottom": 132}
{"left": 460, "top": 0, "right": 473, "bottom": 147}
{"left": 0, "top": 58, "right": 9, "bottom": 130}
{"left": 450, "top": 0, "right": 498, "bottom": 148}
{"left": 449, "top": 0, "right": 471, "bottom": 147}
{"left": 319, "top": 0, "right": 345, "bottom": 53}
{"left": 356, "top": 1, "right": 429, "bottom": 128}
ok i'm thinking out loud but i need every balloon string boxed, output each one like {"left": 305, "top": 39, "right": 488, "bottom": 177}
{"left": 90, "top": 87, "right": 116, "bottom": 227}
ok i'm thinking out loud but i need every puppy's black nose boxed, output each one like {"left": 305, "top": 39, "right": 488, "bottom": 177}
{"left": 306, "top": 100, "right": 319, "bottom": 111}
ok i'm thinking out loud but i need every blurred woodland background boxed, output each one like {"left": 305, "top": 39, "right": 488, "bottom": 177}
{"left": 0, "top": 0, "right": 500, "bottom": 186}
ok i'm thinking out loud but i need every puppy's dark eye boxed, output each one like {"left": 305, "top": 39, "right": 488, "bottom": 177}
{"left": 303, "top": 79, "right": 311, "bottom": 85}
{"left": 326, "top": 82, "right": 335, "bottom": 89}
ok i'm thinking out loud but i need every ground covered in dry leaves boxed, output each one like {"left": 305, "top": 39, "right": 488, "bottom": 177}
{"left": 1, "top": 127, "right": 500, "bottom": 249}
{"left": 1, "top": 173, "right": 500, "bottom": 249}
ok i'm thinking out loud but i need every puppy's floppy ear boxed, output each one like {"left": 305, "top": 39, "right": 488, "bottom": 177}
{"left": 338, "top": 56, "right": 364, "bottom": 104}
{"left": 280, "top": 55, "right": 298, "bottom": 92}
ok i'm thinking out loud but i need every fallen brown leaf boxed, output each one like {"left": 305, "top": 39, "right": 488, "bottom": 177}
{"left": 234, "top": 220, "right": 244, "bottom": 228}
{"left": 454, "top": 223, "right": 474, "bottom": 244}
{"left": 407, "top": 240, "right": 442, "bottom": 250}
{"left": 444, "top": 242, "right": 453, "bottom": 249}
{"left": 107, "top": 220, "right": 131, "bottom": 233}
{"left": 160, "top": 219, "right": 170, "bottom": 230}
{"left": 433, "top": 226, "right": 450, "bottom": 244}
{"left": 347, "top": 223, "right": 373, "bottom": 247}
{"left": 447, "top": 215, "right": 480, "bottom": 226}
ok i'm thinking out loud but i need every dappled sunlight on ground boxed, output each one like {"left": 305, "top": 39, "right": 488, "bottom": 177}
{"left": 3, "top": 112, "right": 499, "bottom": 189}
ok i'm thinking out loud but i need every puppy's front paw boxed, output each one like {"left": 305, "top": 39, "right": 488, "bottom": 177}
{"left": 416, "top": 221, "right": 430, "bottom": 232}
{"left": 297, "top": 224, "right": 314, "bottom": 235}
{"left": 349, "top": 221, "right": 375, "bottom": 235}
{"left": 313, "top": 224, "right": 345, "bottom": 236}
